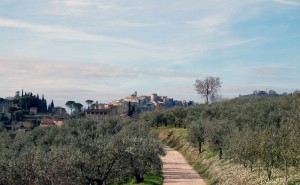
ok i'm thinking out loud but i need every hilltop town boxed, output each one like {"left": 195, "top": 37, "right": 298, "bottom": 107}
{"left": 86, "top": 91, "right": 194, "bottom": 119}
{"left": 0, "top": 90, "right": 194, "bottom": 132}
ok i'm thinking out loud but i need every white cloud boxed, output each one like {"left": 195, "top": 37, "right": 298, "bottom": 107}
{"left": 48, "top": 0, "right": 145, "bottom": 17}
{"left": 273, "top": 0, "right": 300, "bottom": 6}
{"left": 0, "top": 17, "right": 151, "bottom": 48}
{"left": 102, "top": 20, "right": 162, "bottom": 28}
{"left": 187, "top": 14, "right": 230, "bottom": 34}
{"left": 219, "top": 38, "right": 261, "bottom": 48}
{"left": 0, "top": 57, "right": 198, "bottom": 81}
{"left": 52, "top": 0, "right": 93, "bottom": 7}
{"left": 251, "top": 65, "right": 294, "bottom": 78}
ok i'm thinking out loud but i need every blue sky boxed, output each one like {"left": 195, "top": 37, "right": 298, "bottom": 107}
{"left": 1, "top": 0, "right": 300, "bottom": 107}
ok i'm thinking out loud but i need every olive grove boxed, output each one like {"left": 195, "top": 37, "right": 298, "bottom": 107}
{"left": 142, "top": 94, "right": 300, "bottom": 182}
{"left": 0, "top": 119, "right": 165, "bottom": 185}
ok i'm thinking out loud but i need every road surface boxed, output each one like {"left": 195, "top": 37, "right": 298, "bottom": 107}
{"left": 161, "top": 146, "right": 207, "bottom": 185}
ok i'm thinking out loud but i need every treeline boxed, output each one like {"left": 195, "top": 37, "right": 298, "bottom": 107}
{"left": 142, "top": 95, "right": 300, "bottom": 181}
{"left": 12, "top": 90, "right": 48, "bottom": 113}
{"left": 0, "top": 119, "right": 164, "bottom": 185}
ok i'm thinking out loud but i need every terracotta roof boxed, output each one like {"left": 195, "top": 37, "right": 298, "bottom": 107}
{"left": 41, "top": 118, "right": 55, "bottom": 125}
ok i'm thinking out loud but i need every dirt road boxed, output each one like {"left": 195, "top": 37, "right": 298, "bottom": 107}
{"left": 161, "top": 146, "right": 207, "bottom": 185}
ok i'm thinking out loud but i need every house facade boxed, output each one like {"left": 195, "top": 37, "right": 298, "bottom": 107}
{"left": 52, "top": 107, "right": 67, "bottom": 115}
{"left": 29, "top": 107, "right": 37, "bottom": 115}
{"left": 85, "top": 109, "right": 110, "bottom": 119}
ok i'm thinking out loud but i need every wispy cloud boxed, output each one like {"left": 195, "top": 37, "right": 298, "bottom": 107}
{"left": 102, "top": 20, "right": 162, "bottom": 28}
{"left": 48, "top": 0, "right": 145, "bottom": 17}
{"left": 219, "top": 38, "right": 261, "bottom": 48}
{"left": 0, "top": 17, "right": 150, "bottom": 48}
{"left": 0, "top": 57, "right": 198, "bottom": 81}
{"left": 251, "top": 65, "right": 294, "bottom": 78}
{"left": 187, "top": 14, "right": 230, "bottom": 34}
{"left": 273, "top": 0, "right": 300, "bottom": 6}
{"left": 52, "top": 0, "right": 93, "bottom": 7}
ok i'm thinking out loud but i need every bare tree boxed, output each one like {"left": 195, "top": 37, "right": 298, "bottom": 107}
{"left": 194, "top": 76, "right": 222, "bottom": 104}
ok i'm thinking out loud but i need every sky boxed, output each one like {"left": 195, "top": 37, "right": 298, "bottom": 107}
{"left": 0, "top": 0, "right": 300, "bottom": 108}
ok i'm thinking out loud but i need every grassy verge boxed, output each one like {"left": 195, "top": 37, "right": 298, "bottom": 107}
{"left": 114, "top": 172, "right": 163, "bottom": 185}
{"left": 158, "top": 127, "right": 300, "bottom": 185}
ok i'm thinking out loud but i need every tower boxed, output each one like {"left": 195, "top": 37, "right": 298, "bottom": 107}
{"left": 151, "top": 93, "right": 158, "bottom": 102}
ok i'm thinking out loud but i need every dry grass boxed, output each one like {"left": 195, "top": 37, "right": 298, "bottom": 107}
{"left": 159, "top": 128, "right": 300, "bottom": 185}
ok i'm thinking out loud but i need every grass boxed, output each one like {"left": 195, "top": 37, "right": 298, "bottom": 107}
{"left": 138, "top": 173, "right": 163, "bottom": 185}
{"left": 114, "top": 172, "right": 163, "bottom": 185}
{"left": 158, "top": 127, "right": 300, "bottom": 185}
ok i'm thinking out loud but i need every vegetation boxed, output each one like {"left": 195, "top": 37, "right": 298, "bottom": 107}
{"left": 2, "top": 87, "right": 300, "bottom": 184}
{"left": 85, "top": 100, "right": 93, "bottom": 109}
{"left": 65, "top": 100, "right": 76, "bottom": 114}
{"left": 0, "top": 119, "right": 165, "bottom": 185}
{"left": 194, "top": 76, "right": 222, "bottom": 104}
{"left": 142, "top": 94, "right": 300, "bottom": 184}
{"left": 12, "top": 90, "right": 48, "bottom": 114}
{"left": 65, "top": 101, "right": 84, "bottom": 115}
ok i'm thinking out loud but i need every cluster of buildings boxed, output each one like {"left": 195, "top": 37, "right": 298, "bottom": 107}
{"left": 0, "top": 97, "right": 67, "bottom": 132}
{"left": 113, "top": 91, "right": 193, "bottom": 109}
{"left": 85, "top": 91, "right": 194, "bottom": 119}
{"left": 2, "top": 91, "right": 194, "bottom": 130}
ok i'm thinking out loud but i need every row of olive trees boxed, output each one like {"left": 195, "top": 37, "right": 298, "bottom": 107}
{"left": 187, "top": 118, "right": 300, "bottom": 181}
{"left": 0, "top": 118, "right": 165, "bottom": 185}
{"left": 142, "top": 95, "right": 300, "bottom": 182}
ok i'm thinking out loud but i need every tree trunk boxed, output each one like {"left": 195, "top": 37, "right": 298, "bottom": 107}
{"left": 96, "top": 179, "right": 104, "bottom": 185}
{"left": 267, "top": 168, "right": 272, "bottom": 180}
{"left": 258, "top": 166, "right": 260, "bottom": 178}
{"left": 134, "top": 173, "right": 144, "bottom": 183}
{"left": 218, "top": 146, "right": 223, "bottom": 160}
{"left": 206, "top": 95, "right": 209, "bottom": 104}
{"left": 86, "top": 177, "right": 103, "bottom": 185}
{"left": 285, "top": 159, "right": 288, "bottom": 184}
{"left": 198, "top": 141, "right": 202, "bottom": 154}
{"left": 243, "top": 162, "right": 247, "bottom": 168}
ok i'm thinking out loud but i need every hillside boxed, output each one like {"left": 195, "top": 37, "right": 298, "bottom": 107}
{"left": 142, "top": 94, "right": 300, "bottom": 185}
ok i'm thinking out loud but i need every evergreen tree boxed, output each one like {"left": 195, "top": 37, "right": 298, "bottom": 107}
{"left": 50, "top": 100, "right": 54, "bottom": 109}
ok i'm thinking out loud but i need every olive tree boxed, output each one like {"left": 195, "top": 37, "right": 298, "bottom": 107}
{"left": 187, "top": 121, "right": 205, "bottom": 154}
{"left": 118, "top": 121, "right": 165, "bottom": 183}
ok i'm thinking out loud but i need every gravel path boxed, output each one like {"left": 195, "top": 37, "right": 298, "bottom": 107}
{"left": 161, "top": 146, "right": 207, "bottom": 185}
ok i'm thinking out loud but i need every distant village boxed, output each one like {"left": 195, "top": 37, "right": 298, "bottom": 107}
{"left": 86, "top": 91, "right": 194, "bottom": 119}
{"left": 0, "top": 90, "right": 194, "bottom": 132}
